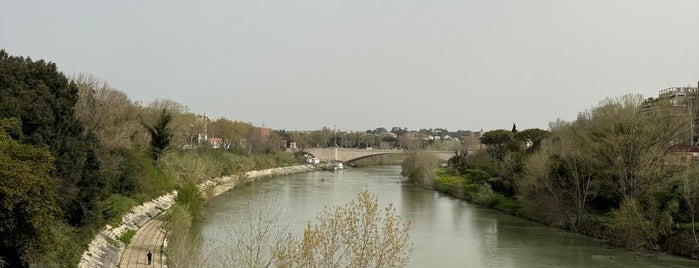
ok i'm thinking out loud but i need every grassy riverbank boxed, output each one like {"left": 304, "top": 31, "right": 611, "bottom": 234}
{"left": 430, "top": 165, "right": 699, "bottom": 260}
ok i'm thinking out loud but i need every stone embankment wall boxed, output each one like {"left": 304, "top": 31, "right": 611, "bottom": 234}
{"left": 78, "top": 164, "right": 318, "bottom": 268}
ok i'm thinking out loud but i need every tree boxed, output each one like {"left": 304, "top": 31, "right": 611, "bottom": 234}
{"left": 401, "top": 151, "right": 441, "bottom": 187}
{"left": 143, "top": 109, "right": 174, "bottom": 161}
{"left": 0, "top": 118, "right": 62, "bottom": 266}
{"left": 0, "top": 50, "right": 104, "bottom": 227}
{"left": 479, "top": 129, "right": 515, "bottom": 160}
{"left": 679, "top": 167, "right": 699, "bottom": 248}
{"left": 517, "top": 127, "right": 598, "bottom": 230}
{"left": 72, "top": 74, "right": 141, "bottom": 151}
{"left": 515, "top": 128, "right": 551, "bottom": 152}
{"left": 573, "top": 94, "right": 687, "bottom": 200}
{"left": 273, "top": 190, "right": 413, "bottom": 267}
{"left": 208, "top": 118, "right": 252, "bottom": 150}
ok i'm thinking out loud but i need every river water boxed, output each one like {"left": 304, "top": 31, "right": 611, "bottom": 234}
{"left": 195, "top": 166, "right": 698, "bottom": 267}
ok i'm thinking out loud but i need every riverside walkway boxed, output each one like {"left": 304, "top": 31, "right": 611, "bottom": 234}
{"left": 96, "top": 165, "right": 317, "bottom": 268}
{"left": 119, "top": 214, "right": 166, "bottom": 268}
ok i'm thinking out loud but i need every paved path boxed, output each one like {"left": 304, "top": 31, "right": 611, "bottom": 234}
{"left": 120, "top": 214, "right": 167, "bottom": 268}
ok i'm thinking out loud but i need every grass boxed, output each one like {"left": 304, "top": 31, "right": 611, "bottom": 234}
{"left": 119, "top": 230, "right": 137, "bottom": 245}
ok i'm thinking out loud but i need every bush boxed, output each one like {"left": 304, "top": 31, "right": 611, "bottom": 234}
{"left": 607, "top": 197, "right": 676, "bottom": 251}
{"left": 119, "top": 230, "right": 136, "bottom": 244}
{"left": 493, "top": 194, "right": 519, "bottom": 212}
{"left": 163, "top": 204, "right": 198, "bottom": 267}
{"left": 471, "top": 183, "right": 496, "bottom": 206}
{"left": 101, "top": 194, "right": 138, "bottom": 225}
{"left": 434, "top": 175, "right": 464, "bottom": 197}
{"left": 175, "top": 180, "right": 205, "bottom": 221}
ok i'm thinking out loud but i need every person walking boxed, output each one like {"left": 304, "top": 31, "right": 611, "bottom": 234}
{"left": 147, "top": 250, "right": 153, "bottom": 265}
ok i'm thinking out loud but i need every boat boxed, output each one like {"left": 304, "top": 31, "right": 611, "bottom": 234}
{"left": 325, "top": 161, "right": 344, "bottom": 171}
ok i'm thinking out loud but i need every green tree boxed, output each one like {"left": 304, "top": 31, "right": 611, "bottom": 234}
{"left": 479, "top": 129, "right": 515, "bottom": 160}
{"left": 143, "top": 109, "right": 173, "bottom": 161}
{"left": 573, "top": 95, "right": 687, "bottom": 201}
{"left": 0, "top": 50, "right": 104, "bottom": 227}
{"left": 514, "top": 128, "right": 550, "bottom": 152}
{"left": 0, "top": 118, "right": 62, "bottom": 266}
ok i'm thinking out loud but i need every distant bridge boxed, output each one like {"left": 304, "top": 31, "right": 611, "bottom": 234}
{"left": 302, "top": 148, "right": 455, "bottom": 162}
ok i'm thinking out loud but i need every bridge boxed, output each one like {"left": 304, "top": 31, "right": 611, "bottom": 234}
{"left": 302, "top": 148, "right": 455, "bottom": 162}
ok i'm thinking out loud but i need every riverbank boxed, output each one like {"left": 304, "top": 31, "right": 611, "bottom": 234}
{"left": 78, "top": 164, "right": 319, "bottom": 268}
{"left": 429, "top": 167, "right": 699, "bottom": 261}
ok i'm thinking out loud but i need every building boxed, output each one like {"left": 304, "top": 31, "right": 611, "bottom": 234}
{"left": 642, "top": 82, "right": 699, "bottom": 144}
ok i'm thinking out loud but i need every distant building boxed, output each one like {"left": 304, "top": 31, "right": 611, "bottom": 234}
{"left": 666, "top": 144, "right": 699, "bottom": 164}
{"left": 208, "top": 137, "right": 223, "bottom": 149}
{"left": 642, "top": 83, "right": 699, "bottom": 144}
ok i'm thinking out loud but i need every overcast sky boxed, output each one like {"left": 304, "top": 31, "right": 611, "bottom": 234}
{"left": 2, "top": 1, "right": 697, "bottom": 132}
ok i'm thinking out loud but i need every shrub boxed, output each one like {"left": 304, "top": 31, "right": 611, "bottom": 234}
{"left": 175, "top": 181, "right": 205, "bottom": 221}
{"left": 471, "top": 183, "right": 496, "bottom": 206}
{"left": 101, "top": 194, "right": 137, "bottom": 225}
{"left": 119, "top": 230, "right": 136, "bottom": 244}
{"left": 493, "top": 194, "right": 519, "bottom": 212}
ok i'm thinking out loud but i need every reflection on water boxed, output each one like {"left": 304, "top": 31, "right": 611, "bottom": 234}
{"left": 195, "top": 166, "right": 699, "bottom": 268}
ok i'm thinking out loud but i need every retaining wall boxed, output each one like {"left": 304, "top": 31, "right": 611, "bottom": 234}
{"left": 78, "top": 164, "right": 318, "bottom": 268}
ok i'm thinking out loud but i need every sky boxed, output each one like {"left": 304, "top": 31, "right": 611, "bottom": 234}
{"left": 1, "top": 1, "right": 698, "bottom": 132}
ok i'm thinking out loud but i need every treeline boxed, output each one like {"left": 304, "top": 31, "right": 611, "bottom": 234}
{"left": 0, "top": 50, "right": 301, "bottom": 267}
{"left": 408, "top": 94, "right": 699, "bottom": 259}
{"left": 278, "top": 127, "right": 467, "bottom": 151}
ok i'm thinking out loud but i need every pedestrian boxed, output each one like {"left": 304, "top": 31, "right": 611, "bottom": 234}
{"left": 147, "top": 250, "right": 152, "bottom": 265}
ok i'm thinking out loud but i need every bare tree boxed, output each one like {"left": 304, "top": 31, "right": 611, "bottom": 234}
{"left": 273, "top": 190, "right": 413, "bottom": 268}
{"left": 72, "top": 73, "right": 141, "bottom": 150}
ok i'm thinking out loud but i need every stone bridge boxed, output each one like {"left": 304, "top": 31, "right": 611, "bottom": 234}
{"left": 302, "top": 148, "right": 455, "bottom": 162}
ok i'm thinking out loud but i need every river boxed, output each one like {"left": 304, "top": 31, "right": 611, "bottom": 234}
{"left": 195, "top": 166, "right": 698, "bottom": 267}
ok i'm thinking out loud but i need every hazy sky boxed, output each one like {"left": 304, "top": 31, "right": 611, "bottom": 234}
{"left": 2, "top": 1, "right": 698, "bottom": 132}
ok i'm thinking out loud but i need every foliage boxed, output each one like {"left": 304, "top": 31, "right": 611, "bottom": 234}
{"left": 428, "top": 94, "right": 699, "bottom": 258}
{"left": 0, "top": 50, "right": 102, "bottom": 229}
{"left": 100, "top": 194, "right": 138, "bottom": 226}
{"left": 208, "top": 117, "right": 253, "bottom": 150}
{"left": 472, "top": 183, "right": 496, "bottom": 206}
{"left": 479, "top": 129, "right": 515, "bottom": 159}
{"left": 119, "top": 230, "right": 137, "bottom": 244}
{"left": 400, "top": 151, "right": 441, "bottom": 187}
{"left": 679, "top": 166, "right": 699, "bottom": 248}
{"left": 609, "top": 197, "right": 677, "bottom": 251}
{"left": 433, "top": 173, "right": 466, "bottom": 198}
{"left": 0, "top": 118, "right": 62, "bottom": 266}
{"left": 163, "top": 204, "right": 198, "bottom": 268}
{"left": 273, "top": 190, "right": 413, "bottom": 267}
{"left": 72, "top": 74, "right": 141, "bottom": 151}
{"left": 573, "top": 95, "right": 687, "bottom": 200}
{"left": 114, "top": 149, "right": 174, "bottom": 200}
{"left": 174, "top": 180, "right": 205, "bottom": 222}
{"left": 143, "top": 109, "right": 174, "bottom": 162}
{"left": 514, "top": 128, "right": 550, "bottom": 152}
{"left": 0, "top": 50, "right": 321, "bottom": 267}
